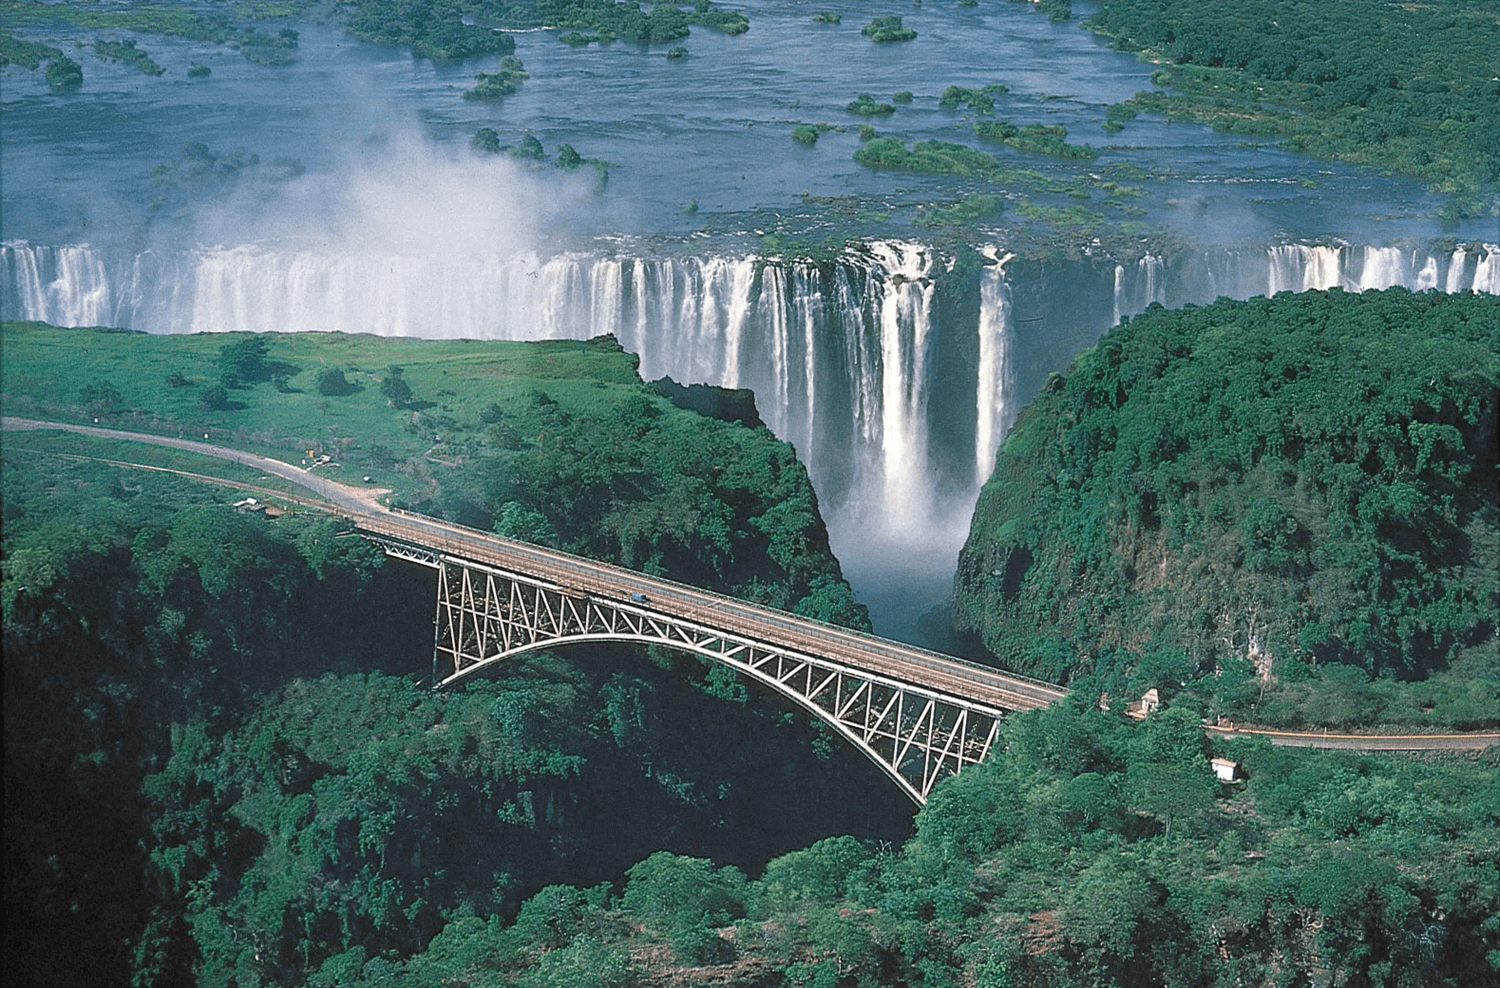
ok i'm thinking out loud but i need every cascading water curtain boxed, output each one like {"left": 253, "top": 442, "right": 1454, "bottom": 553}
{"left": 975, "top": 248, "right": 1015, "bottom": 485}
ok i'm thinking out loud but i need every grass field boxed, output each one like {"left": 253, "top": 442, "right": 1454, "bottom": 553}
{"left": 1, "top": 322, "right": 651, "bottom": 504}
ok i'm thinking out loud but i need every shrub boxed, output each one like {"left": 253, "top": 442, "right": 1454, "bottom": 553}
{"left": 316, "top": 369, "right": 355, "bottom": 396}
{"left": 187, "top": 61, "right": 211, "bottom": 78}
{"left": 472, "top": 128, "right": 501, "bottom": 154}
{"left": 846, "top": 94, "right": 896, "bottom": 116}
{"left": 81, "top": 381, "right": 124, "bottom": 414}
{"left": 791, "top": 124, "right": 820, "bottom": 145}
{"left": 861, "top": 16, "right": 915, "bottom": 42}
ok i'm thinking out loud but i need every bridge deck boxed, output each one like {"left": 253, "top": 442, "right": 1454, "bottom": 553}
{"left": 350, "top": 509, "right": 1068, "bottom": 713}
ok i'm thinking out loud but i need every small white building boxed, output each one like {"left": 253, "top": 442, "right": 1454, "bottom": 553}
{"left": 1211, "top": 757, "right": 1243, "bottom": 782}
{"left": 1125, "top": 688, "right": 1162, "bottom": 720}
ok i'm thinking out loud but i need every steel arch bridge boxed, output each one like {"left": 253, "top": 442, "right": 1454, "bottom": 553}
{"left": 362, "top": 527, "right": 1033, "bottom": 804}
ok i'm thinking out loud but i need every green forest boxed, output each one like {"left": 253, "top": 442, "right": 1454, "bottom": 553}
{"left": 954, "top": 288, "right": 1499, "bottom": 731}
{"left": 6, "top": 301, "right": 1499, "bottom": 986}
{"left": 3, "top": 325, "right": 899, "bottom": 985}
{"left": 1087, "top": 0, "right": 1500, "bottom": 214}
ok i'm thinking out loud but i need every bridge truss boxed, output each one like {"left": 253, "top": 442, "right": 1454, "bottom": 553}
{"left": 367, "top": 536, "right": 1004, "bottom": 804}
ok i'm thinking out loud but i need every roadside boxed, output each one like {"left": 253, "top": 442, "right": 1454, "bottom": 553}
{"left": 3, "top": 416, "right": 392, "bottom": 513}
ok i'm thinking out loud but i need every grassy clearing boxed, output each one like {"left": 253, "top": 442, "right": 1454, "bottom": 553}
{"left": 1, "top": 322, "right": 647, "bottom": 505}
{"left": 1, "top": 429, "right": 312, "bottom": 500}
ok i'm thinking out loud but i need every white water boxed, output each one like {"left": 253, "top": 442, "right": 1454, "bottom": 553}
{"left": 5, "top": 237, "right": 1498, "bottom": 634}
{"left": 975, "top": 248, "right": 1015, "bottom": 484}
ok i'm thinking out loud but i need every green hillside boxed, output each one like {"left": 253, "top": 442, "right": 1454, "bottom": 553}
{"left": 954, "top": 288, "right": 1499, "bottom": 728}
{"left": 1, "top": 322, "right": 863, "bottom": 619}
{"left": 3, "top": 323, "right": 890, "bottom": 985}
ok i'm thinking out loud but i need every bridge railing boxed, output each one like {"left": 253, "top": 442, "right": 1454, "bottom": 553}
{"left": 346, "top": 505, "right": 1069, "bottom": 708}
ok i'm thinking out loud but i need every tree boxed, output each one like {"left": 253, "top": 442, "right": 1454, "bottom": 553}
{"left": 199, "top": 385, "right": 230, "bottom": 411}
{"left": 622, "top": 852, "right": 747, "bottom": 931}
{"left": 45, "top": 56, "right": 82, "bottom": 90}
{"left": 532, "top": 935, "right": 635, "bottom": 988}
{"left": 512, "top": 134, "right": 545, "bottom": 161}
{"left": 379, "top": 366, "right": 412, "bottom": 407}
{"left": 793, "top": 575, "right": 869, "bottom": 629}
{"left": 1062, "top": 852, "right": 1154, "bottom": 959}
{"left": 316, "top": 369, "right": 354, "bottom": 396}
{"left": 758, "top": 835, "right": 873, "bottom": 909}
{"left": 218, "top": 337, "right": 269, "bottom": 386}
{"left": 472, "top": 128, "right": 501, "bottom": 154}
{"left": 493, "top": 501, "right": 558, "bottom": 546}
{"left": 511, "top": 884, "right": 608, "bottom": 950}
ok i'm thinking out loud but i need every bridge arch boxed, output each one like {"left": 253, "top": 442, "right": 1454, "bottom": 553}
{"left": 377, "top": 541, "right": 1005, "bottom": 804}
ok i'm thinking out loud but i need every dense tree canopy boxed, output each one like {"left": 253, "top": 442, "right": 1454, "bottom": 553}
{"left": 954, "top": 288, "right": 1499, "bottom": 726}
{"left": 291, "top": 698, "right": 1500, "bottom": 986}
{"left": 3, "top": 326, "right": 889, "bottom": 986}
{"left": 1089, "top": 0, "right": 1500, "bottom": 211}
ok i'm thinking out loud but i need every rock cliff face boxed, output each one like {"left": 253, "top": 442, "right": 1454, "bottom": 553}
{"left": 954, "top": 288, "right": 1500, "bottom": 687}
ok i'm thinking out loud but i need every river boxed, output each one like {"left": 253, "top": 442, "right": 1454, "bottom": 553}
{"left": 4, "top": 0, "right": 1497, "bottom": 641}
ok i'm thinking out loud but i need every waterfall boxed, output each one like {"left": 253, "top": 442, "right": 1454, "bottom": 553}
{"left": 868, "top": 242, "right": 937, "bottom": 528}
{"left": 975, "top": 248, "right": 1015, "bottom": 485}
{"left": 4, "top": 237, "right": 1497, "bottom": 548}
{"left": 2, "top": 244, "right": 114, "bottom": 327}
{"left": 1112, "top": 253, "right": 1165, "bottom": 325}
{"left": 793, "top": 265, "right": 822, "bottom": 461}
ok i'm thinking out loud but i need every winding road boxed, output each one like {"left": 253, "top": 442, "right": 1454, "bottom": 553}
{"left": 6, "top": 416, "right": 1496, "bottom": 751}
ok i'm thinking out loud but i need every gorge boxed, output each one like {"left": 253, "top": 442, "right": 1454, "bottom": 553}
{"left": 5, "top": 237, "right": 1497, "bottom": 636}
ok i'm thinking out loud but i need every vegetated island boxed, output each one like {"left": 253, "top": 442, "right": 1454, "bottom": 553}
{"left": 92, "top": 37, "right": 165, "bottom": 75}
{"left": 1, "top": 0, "right": 748, "bottom": 64}
{"left": 2, "top": 7, "right": 302, "bottom": 66}
{"left": 462, "top": 55, "right": 529, "bottom": 100}
{"left": 1, "top": 28, "right": 82, "bottom": 88}
{"left": 1086, "top": 0, "right": 1500, "bottom": 215}
{"left": 473, "top": 0, "right": 749, "bottom": 44}
{"left": 955, "top": 287, "right": 1500, "bottom": 732}
{"left": 861, "top": 15, "right": 916, "bottom": 42}
{"left": 4, "top": 322, "right": 896, "bottom": 986}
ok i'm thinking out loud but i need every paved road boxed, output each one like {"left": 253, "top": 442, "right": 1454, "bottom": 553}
{"left": 1206, "top": 725, "right": 1499, "bottom": 750}
{"left": 4, "top": 416, "right": 390, "bottom": 512}
{"left": 8, "top": 416, "right": 1496, "bottom": 748}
